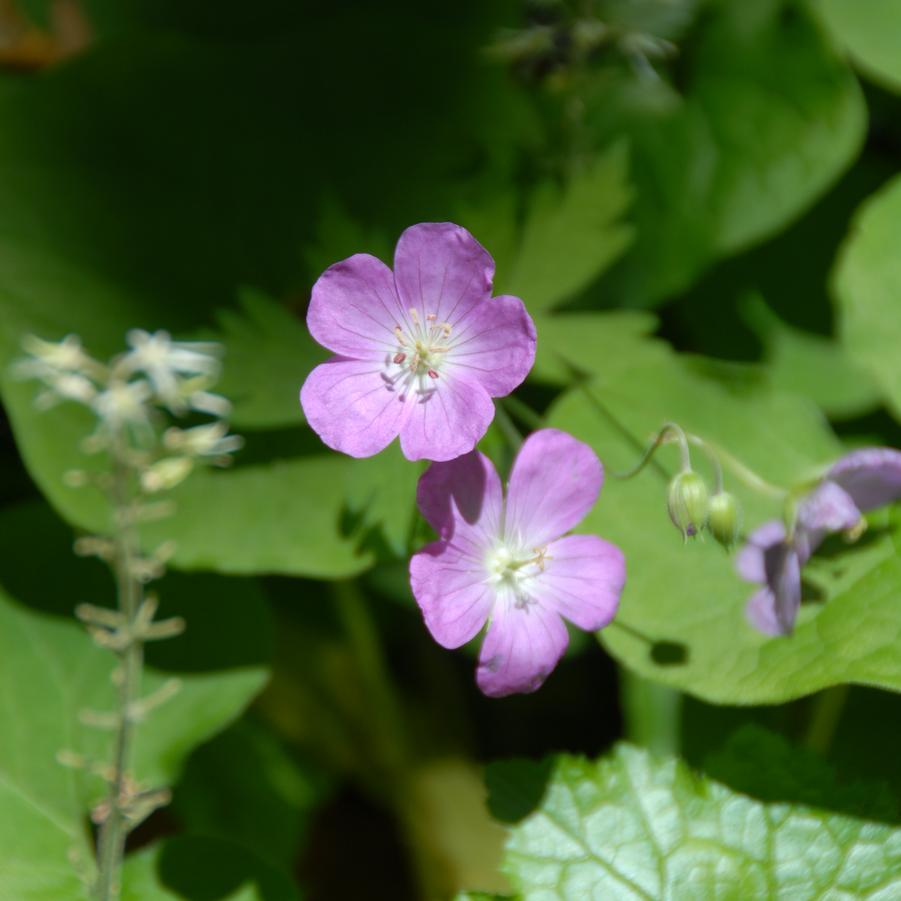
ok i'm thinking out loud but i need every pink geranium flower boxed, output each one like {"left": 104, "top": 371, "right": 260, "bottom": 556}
{"left": 410, "top": 429, "right": 626, "bottom": 697}
{"left": 738, "top": 447, "right": 901, "bottom": 636}
{"left": 300, "top": 222, "right": 537, "bottom": 462}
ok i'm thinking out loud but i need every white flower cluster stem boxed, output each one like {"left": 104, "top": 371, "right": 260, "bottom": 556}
{"left": 14, "top": 330, "right": 242, "bottom": 901}
{"left": 95, "top": 450, "right": 143, "bottom": 901}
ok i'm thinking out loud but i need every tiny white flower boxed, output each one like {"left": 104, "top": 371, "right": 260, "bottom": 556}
{"left": 92, "top": 380, "right": 153, "bottom": 428}
{"left": 140, "top": 456, "right": 194, "bottom": 493}
{"left": 163, "top": 422, "right": 243, "bottom": 458}
{"left": 187, "top": 389, "right": 232, "bottom": 418}
{"left": 119, "top": 330, "right": 221, "bottom": 408}
{"left": 34, "top": 372, "right": 97, "bottom": 409}
{"left": 21, "top": 334, "right": 91, "bottom": 371}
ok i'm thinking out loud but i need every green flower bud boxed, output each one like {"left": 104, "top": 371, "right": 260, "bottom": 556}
{"left": 667, "top": 470, "right": 709, "bottom": 540}
{"left": 708, "top": 491, "right": 741, "bottom": 549}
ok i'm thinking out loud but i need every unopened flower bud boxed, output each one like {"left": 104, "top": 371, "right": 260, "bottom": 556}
{"left": 140, "top": 456, "right": 193, "bottom": 494}
{"left": 667, "top": 470, "right": 709, "bottom": 540}
{"left": 708, "top": 491, "right": 741, "bottom": 549}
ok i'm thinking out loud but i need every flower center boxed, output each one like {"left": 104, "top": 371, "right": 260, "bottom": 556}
{"left": 486, "top": 544, "right": 550, "bottom": 606}
{"left": 393, "top": 308, "right": 453, "bottom": 380}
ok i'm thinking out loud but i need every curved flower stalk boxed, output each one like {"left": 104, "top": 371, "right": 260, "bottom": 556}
{"left": 410, "top": 429, "right": 626, "bottom": 697}
{"left": 737, "top": 448, "right": 901, "bottom": 636}
{"left": 301, "top": 222, "right": 537, "bottom": 462}
{"left": 15, "top": 330, "right": 242, "bottom": 901}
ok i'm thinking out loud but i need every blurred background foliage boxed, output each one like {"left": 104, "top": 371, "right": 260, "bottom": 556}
{"left": 2, "top": 0, "right": 901, "bottom": 898}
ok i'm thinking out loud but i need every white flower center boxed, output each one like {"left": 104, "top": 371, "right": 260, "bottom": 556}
{"left": 485, "top": 542, "right": 550, "bottom": 607}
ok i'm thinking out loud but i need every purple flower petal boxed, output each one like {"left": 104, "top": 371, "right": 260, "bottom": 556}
{"left": 416, "top": 450, "right": 503, "bottom": 546}
{"left": 393, "top": 223, "right": 494, "bottom": 328}
{"left": 446, "top": 295, "right": 537, "bottom": 397}
{"left": 300, "top": 358, "right": 409, "bottom": 458}
{"left": 307, "top": 254, "right": 403, "bottom": 359}
{"left": 827, "top": 447, "right": 901, "bottom": 512}
{"left": 763, "top": 541, "right": 802, "bottom": 636}
{"left": 797, "top": 480, "right": 861, "bottom": 534}
{"left": 538, "top": 534, "right": 625, "bottom": 631}
{"left": 745, "top": 588, "right": 784, "bottom": 637}
{"left": 476, "top": 602, "right": 569, "bottom": 698}
{"left": 736, "top": 520, "right": 786, "bottom": 583}
{"left": 409, "top": 541, "right": 494, "bottom": 649}
{"left": 398, "top": 373, "right": 495, "bottom": 462}
{"left": 505, "top": 429, "right": 603, "bottom": 548}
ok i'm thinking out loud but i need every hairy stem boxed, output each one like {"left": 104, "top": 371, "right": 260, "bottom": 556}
{"left": 613, "top": 422, "right": 690, "bottom": 479}
{"left": 95, "top": 452, "right": 144, "bottom": 901}
{"left": 685, "top": 434, "right": 786, "bottom": 499}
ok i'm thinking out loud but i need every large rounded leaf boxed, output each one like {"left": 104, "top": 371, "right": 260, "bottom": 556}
{"left": 547, "top": 343, "right": 901, "bottom": 704}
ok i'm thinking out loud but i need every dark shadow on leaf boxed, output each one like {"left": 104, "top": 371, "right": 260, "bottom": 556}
{"left": 651, "top": 640, "right": 688, "bottom": 665}
{"left": 610, "top": 620, "right": 689, "bottom": 667}
{"left": 485, "top": 757, "right": 554, "bottom": 823}
{"left": 799, "top": 578, "right": 825, "bottom": 604}
{"left": 702, "top": 724, "right": 900, "bottom": 826}
{"left": 155, "top": 835, "right": 297, "bottom": 900}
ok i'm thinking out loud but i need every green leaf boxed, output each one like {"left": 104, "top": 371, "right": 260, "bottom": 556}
{"left": 501, "top": 144, "right": 634, "bottom": 313}
{"left": 172, "top": 719, "right": 332, "bottom": 871}
{"left": 529, "top": 311, "right": 661, "bottom": 385}
{"left": 740, "top": 293, "right": 880, "bottom": 419}
{"left": 547, "top": 341, "right": 901, "bottom": 703}
{"left": 345, "top": 443, "right": 422, "bottom": 559}
{"left": 835, "top": 173, "right": 901, "bottom": 421}
{"left": 121, "top": 836, "right": 300, "bottom": 900}
{"left": 0, "top": 502, "right": 271, "bottom": 899}
{"left": 212, "top": 288, "right": 324, "bottom": 430}
{"left": 593, "top": 0, "right": 866, "bottom": 307}
{"left": 143, "top": 456, "right": 374, "bottom": 579}
{"left": 496, "top": 744, "right": 901, "bottom": 899}
{"left": 816, "top": 0, "right": 901, "bottom": 93}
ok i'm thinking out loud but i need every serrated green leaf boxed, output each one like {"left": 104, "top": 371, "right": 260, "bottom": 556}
{"left": 497, "top": 744, "right": 901, "bottom": 900}
{"left": 835, "top": 173, "right": 901, "bottom": 421}
{"left": 501, "top": 144, "right": 634, "bottom": 313}
{"left": 816, "top": 0, "right": 901, "bottom": 93}
{"left": 593, "top": 0, "right": 865, "bottom": 307}
{"left": 121, "top": 836, "right": 300, "bottom": 900}
{"left": 0, "top": 502, "right": 271, "bottom": 899}
{"left": 547, "top": 343, "right": 901, "bottom": 703}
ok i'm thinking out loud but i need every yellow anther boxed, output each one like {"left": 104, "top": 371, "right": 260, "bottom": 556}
{"left": 409, "top": 308, "right": 421, "bottom": 326}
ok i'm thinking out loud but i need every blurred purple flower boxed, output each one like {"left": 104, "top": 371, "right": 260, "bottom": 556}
{"left": 737, "top": 448, "right": 901, "bottom": 636}
{"left": 300, "top": 222, "right": 536, "bottom": 462}
{"left": 410, "top": 429, "right": 625, "bottom": 697}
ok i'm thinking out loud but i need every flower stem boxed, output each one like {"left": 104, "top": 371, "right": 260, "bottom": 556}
{"left": 619, "top": 667, "right": 681, "bottom": 757}
{"left": 804, "top": 684, "right": 849, "bottom": 757}
{"left": 684, "top": 433, "right": 787, "bottom": 499}
{"left": 613, "top": 422, "right": 690, "bottom": 479}
{"left": 95, "top": 451, "right": 144, "bottom": 901}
